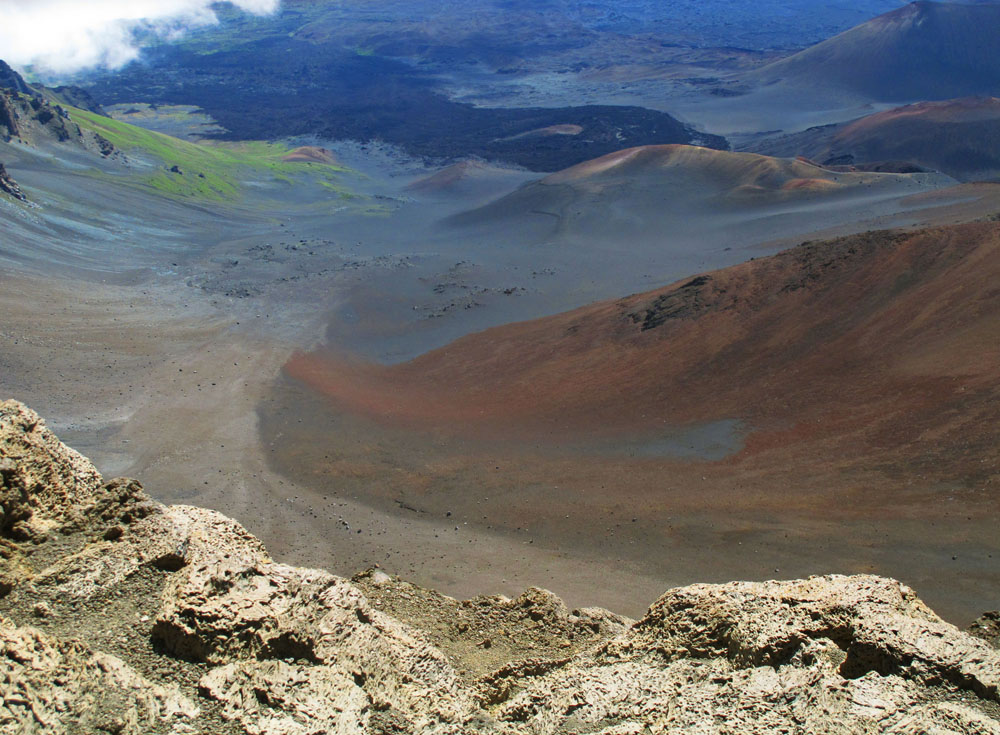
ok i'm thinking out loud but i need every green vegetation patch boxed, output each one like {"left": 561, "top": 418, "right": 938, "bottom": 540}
{"left": 68, "top": 107, "right": 348, "bottom": 201}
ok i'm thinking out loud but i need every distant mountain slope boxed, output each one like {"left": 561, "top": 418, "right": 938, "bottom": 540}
{"left": 81, "top": 38, "right": 726, "bottom": 172}
{"left": 288, "top": 221, "right": 1000, "bottom": 484}
{"left": 751, "top": 97, "right": 1000, "bottom": 182}
{"left": 749, "top": 1, "right": 1000, "bottom": 102}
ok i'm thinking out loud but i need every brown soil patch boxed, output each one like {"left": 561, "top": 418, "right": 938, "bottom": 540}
{"left": 281, "top": 145, "right": 340, "bottom": 164}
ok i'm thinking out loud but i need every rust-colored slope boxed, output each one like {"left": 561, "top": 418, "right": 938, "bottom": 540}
{"left": 288, "top": 222, "right": 1000, "bottom": 479}
{"left": 831, "top": 98, "right": 1000, "bottom": 181}
{"left": 280, "top": 146, "right": 340, "bottom": 164}
{"left": 406, "top": 160, "right": 488, "bottom": 192}
{"left": 447, "top": 144, "right": 942, "bottom": 235}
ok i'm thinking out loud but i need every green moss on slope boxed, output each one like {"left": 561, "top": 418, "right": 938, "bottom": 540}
{"left": 68, "top": 107, "right": 349, "bottom": 201}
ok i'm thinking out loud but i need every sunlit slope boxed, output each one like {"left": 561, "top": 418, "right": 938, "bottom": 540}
{"left": 68, "top": 107, "right": 350, "bottom": 201}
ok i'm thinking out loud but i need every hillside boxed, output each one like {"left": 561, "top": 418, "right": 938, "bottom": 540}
{"left": 288, "top": 221, "right": 1000, "bottom": 469}
{"left": 751, "top": 97, "right": 1000, "bottom": 182}
{"left": 1, "top": 399, "right": 999, "bottom": 734}
{"left": 272, "top": 221, "right": 1000, "bottom": 623}
{"left": 749, "top": 1, "right": 1000, "bottom": 102}
{"left": 447, "top": 144, "right": 952, "bottom": 242}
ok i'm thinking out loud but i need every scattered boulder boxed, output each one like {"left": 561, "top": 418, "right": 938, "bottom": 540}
{"left": 0, "top": 163, "right": 26, "bottom": 202}
{"left": 94, "top": 132, "right": 115, "bottom": 157}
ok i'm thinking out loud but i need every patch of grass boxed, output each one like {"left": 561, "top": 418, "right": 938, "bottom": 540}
{"left": 68, "top": 107, "right": 349, "bottom": 201}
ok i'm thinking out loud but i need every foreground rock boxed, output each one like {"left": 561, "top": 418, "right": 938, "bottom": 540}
{"left": 0, "top": 617, "right": 197, "bottom": 734}
{"left": 1, "top": 399, "right": 999, "bottom": 733}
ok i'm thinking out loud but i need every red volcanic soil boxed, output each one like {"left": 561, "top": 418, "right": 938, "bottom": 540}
{"left": 447, "top": 144, "right": 934, "bottom": 235}
{"left": 827, "top": 98, "right": 1000, "bottom": 181}
{"left": 287, "top": 222, "right": 1000, "bottom": 480}
{"left": 406, "top": 160, "right": 487, "bottom": 192}
{"left": 843, "top": 98, "right": 1000, "bottom": 131}
{"left": 270, "top": 222, "right": 1000, "bottom": 621}
{"left": 280, "top": 146, "right": 341, "bottom": 165}
{"left": 538, "top": 144, "right": 844, "bottom": 190}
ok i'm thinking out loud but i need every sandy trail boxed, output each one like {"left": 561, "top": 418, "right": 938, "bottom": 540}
{"left": 0, "top": 271, "right": 676, "bottom": 616}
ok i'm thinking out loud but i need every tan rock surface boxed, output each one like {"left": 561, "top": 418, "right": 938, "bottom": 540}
{"left": 0, "top": 617, "right": 198, "bottom": 735}
{"left": 0, "top": 398, "right": 104, "bottom": 539}
{"left": 155, "top": 556, "right": 474, "bottom": 731}
{"left": 1, "top": 399, "right": 999, "bottom": 734}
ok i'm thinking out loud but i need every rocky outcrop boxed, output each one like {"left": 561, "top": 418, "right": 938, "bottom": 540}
{"left": 0, "top": 85, "right": 85, "bottom": 148}
{"left": 0, "top": 400, "right": 105, "bottom": 538}
{"left": 0, "top": 96, "right": 19, "bottom": 140}
{"left": 0, "top": 163, "right": 25, "bottom": 202}
{"left": 1, "top": 398, "right": 999, "bottom": 734}
{"left": 614, "top": 577, "right": 999, "bottom": 697}
{"left": 0, "top": 60, "right": 32, "bottom": 96}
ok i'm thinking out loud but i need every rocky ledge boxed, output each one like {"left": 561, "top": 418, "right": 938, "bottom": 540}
{"left": 1, "top": 398, "right": 998, "bottom": 734}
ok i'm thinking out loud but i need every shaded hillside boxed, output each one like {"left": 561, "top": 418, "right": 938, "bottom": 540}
{"left": 288, "top": 221, "right": 1000, "bottom": 482}
{"left": 749, "top": 1, "right": 1000, "bottom": 102}
{"left": 752, "top": 97, "right": 1000, "bottom": 182}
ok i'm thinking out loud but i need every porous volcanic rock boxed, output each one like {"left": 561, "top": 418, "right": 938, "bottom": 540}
{"left": 0, "top": 399, "right": 104, "bottom": 539}
{"left": 0, "top": 616, "right": 198, "bottom": 735}
{"left": 1, "top": 399, "right": 999, "bottom": 734}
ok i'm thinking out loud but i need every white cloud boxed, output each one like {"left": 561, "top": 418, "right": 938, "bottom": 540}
{"left": 0, "top": 0, "right": 281, "bottom": 76}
